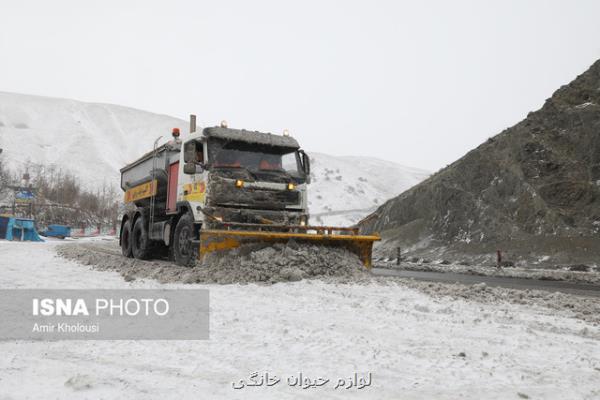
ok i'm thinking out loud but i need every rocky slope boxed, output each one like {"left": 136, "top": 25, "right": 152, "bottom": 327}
{"left": 362, "top": 59, "right": 600, "bottom": 266}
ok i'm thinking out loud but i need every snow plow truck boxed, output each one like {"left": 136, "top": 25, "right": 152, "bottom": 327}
{"left": 119, "top": 116, "right": 380, "bottom": 267}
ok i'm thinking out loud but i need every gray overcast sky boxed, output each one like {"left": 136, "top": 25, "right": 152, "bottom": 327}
{"left": 1, "top": 0, "right": 599, "bottom": 170}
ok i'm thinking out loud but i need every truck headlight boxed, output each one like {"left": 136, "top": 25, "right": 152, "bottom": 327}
{"left": 287, "top": 182, "right": 296, "bottom": 190}
{"left": 235, "top": 179, "right": 244, "bottom": 188}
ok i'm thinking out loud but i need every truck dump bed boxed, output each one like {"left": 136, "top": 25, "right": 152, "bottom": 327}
{"left": 120, "top": 143, "right": 180, "bottom": 192}
{"left": 120, "top": 142, "right": 181, "bottom": 207}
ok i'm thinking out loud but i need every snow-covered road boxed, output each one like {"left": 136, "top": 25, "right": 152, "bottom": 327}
{"left": 0, "top": 240, "right": 598, "bottom": 399}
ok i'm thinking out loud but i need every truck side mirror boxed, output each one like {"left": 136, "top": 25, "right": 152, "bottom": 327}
{"left": 184, "top": 141, "right": 196, "bottom": 163}
{"left": 183, "top": 162, "right": 196, "bottom": 174}
{"left": 300, "top": 150, "right": 311, "bottom": 184}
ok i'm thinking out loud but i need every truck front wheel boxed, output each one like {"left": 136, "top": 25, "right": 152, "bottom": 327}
{"left": 121, "top": 219, "right": 133, "bottom": 258}
{"left": 132, "top": 217, "right": 152, "bottom": 260}
{"left": 173, "top": 214, "right": 196, "bottom": 267}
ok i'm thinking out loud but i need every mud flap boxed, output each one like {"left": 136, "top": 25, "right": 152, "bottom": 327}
{"left": 198, "top": 229, "right": 380, "bottom": 268}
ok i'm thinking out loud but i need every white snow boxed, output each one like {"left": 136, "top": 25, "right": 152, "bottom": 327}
{"left": 0, "top": 240, "right": 598, "bottom": 399}
{"left": 308, "top": 152, "right": 429, "bottom": 225}
{"left": 575, "top": 102, "right": 597, "bottom": 109}
{"left": 0, "top": 92, "right": 429, "bottom": 226}
{"left": 0, "top": 92, "right": 184, "bottom": 188}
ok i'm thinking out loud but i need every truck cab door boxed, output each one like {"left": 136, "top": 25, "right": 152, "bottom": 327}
{"left": 179, "top": 139, "right": 208, "bottom": 221}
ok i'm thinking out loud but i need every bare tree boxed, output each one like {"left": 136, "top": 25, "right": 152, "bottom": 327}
{"left": 0, "top": 151, "right": 11, "bottom": 196}
{"left": 3, "top": 161, "right": 121, "bottom": 228}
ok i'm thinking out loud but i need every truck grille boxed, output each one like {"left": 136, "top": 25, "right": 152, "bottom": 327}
{"left": 210, "top": 187, "right": 301, "bottom": 210}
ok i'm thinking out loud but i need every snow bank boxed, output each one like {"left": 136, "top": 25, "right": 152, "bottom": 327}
{"left": 56, "top": 240, "right": 368, "bottom": 284}
{"left": 377, "top": 259, "right": 600, "bottom": 285}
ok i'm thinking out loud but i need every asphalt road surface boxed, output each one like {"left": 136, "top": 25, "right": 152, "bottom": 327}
{"left": 371, "top": 268, "right": 600, "bottom": 298}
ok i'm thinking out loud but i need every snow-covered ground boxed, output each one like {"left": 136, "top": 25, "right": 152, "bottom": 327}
{"left": 0, "top": 240, "right": 598, "bottom": 399}
{"left": 0, "top": 91, "right": 429, "bottom": 226}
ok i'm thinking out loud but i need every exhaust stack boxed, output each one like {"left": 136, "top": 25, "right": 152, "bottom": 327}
{"left": 190, "top": 114, "right": 197, "bottom": 134}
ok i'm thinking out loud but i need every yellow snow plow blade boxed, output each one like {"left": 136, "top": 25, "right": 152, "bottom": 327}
{"left": 199, "top": 226, "right": 380, "bottom": 268}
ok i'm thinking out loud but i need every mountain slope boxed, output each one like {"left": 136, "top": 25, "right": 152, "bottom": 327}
{"left": 0, "top": 92, "right": 428, "bottom": 226}
{"left": 0, "top": 91, "right": 184, "bottom": 187}
{"left": 361, "top": 59, "right": 600, "bottom": 265}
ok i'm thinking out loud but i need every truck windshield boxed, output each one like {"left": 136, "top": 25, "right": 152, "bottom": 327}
{"left": 211, "top": 141, "right": 303, "bottom": 178}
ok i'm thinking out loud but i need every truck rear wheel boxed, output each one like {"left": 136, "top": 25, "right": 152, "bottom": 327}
{"left": 173, "top": 213, "right": 196, "bottom": 267}
{"left": 132, "top": 217, "right": 152, "bottom": 260}
{"left": 121, "top": 219, "right": 133, "bottom": 258}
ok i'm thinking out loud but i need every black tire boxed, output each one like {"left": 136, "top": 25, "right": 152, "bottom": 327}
{"left": 132, "top": 217, "right": 152, "bottom": 260}
{"left": 121, "top": 219, "right": 133, "bottom": 258}
{"left": 173, "top": 213, "right": 196, "bottom": 267}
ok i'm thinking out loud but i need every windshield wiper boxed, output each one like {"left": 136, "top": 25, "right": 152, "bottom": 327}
{"left": 257, "top": 168, "right": 290, "bottom": 176}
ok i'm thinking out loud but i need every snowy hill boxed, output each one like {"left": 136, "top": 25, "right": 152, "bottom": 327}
{"left": 0, "top": 92, "right": 428, "bottom": 225}
{"left": 0, "top": 91, "right": 184, "bottom": 188}
{"left": 308, "top": 153, "right": 429, "bottom": 225}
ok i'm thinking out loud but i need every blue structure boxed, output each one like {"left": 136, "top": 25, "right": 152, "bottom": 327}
{"left": 15, "top": 189, "right": 35, "bottom": 202}
{"left": 41, "top": 224, "right": 71, "bottom": 239}
{"left": 0, "top": 216, "right": 44, "bottom": 242}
